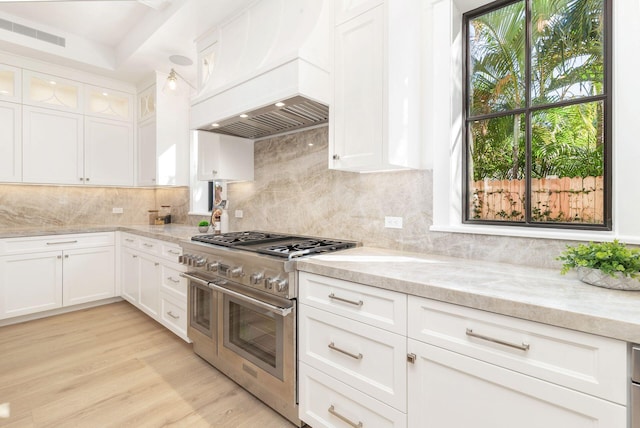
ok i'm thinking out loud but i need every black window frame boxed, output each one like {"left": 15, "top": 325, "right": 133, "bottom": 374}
{"left": 461, "top": 0, "right": 612, "bottom": 231}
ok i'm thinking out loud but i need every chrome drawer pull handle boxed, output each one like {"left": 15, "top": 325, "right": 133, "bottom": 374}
{"left": 328, "top": 342, "right": 363, "bottom": 360}
{"left": 46, "top": 240, "right": 78, "bottom": 245}
{"left": 167, "top": 277, "right": 180, "bottom": 283}
{"left": 168, "top": 249, "right": 180, "bottom": 255}
{"left": 167, "top": 311, "right": 179, "bottom": 320}
{"left": 328, "top": 405, "right": 363, "bottom": 428}
{"left": 125, "top": 238, "right": 134, "bottom": 242}
{"left": 466, "top": 328, "right": 530, "bottom": 351}
{"left": 328, "top": 293, "right": 363, "bottom": 307}
{"left": 143, "top": 243, "right": 154, "bottom": 248}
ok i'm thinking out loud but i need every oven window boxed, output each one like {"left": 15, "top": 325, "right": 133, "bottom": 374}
{"left": 192, "top": 284, "right": 213, "bottom": 337}
{"left": 229, "top": 300, "right": 276, "bottom": 366}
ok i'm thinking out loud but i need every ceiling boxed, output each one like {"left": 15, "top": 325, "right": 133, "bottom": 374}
{"left": 0, "top": 0, "right": 253, "bottom": 85}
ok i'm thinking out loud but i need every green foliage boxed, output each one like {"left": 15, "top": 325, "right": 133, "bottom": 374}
{"left": 198, "top": 220, "right": 209, "bottom": 227}
{"left": 557, "top": 240, "right": 640, "bottom": 278}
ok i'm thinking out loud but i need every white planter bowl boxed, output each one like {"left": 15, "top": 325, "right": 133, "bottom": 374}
{"left": 576, "top": 267, "right": 640, "bottom": 291}
{"left": 198, "top": 226, "right": 209, "bottom": 233}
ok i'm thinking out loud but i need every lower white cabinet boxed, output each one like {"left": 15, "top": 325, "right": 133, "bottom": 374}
{"left": 407, "top": 339, "right": 626, "bottom": 428}
{"left": 62, "top": 246, "right": 115, "bottom": 306}
{"left": 0, "top": 233, "right": 115, "bottom": 320}
{"left": 298, "top": 272, "right": 629, "bottom": 428}
{"left": 0, "top": 251, "right": 63, "bottom": 318}
{"left": 119, "top": 232, "right": 188, "bottom": 341}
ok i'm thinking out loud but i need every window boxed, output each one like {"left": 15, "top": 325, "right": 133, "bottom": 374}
{"left": 463, "top": 0, "right": 611, "bottom": 230}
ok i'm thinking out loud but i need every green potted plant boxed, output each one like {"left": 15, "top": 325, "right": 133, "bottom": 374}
{"left": 197, "top": 220, "right": 210, "bottom": 233}
{"left": 558, "top": 240, "right": 640, "bottom": 290}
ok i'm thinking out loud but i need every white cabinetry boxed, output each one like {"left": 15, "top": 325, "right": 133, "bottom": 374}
{"left": 0, "top": 233, "right": 115, "bottom": 320}
{"left": 22, "top": 70, "right": 82, "bottom": 113}
{"left": 196, "top": 131, "right": 254, "bottom": 182}
{"left": 0, "top": 251, "right": 63, "bottom": 318}
{"left": 406, "top": 296, "right": 627, "bottom": 428}
{"left": 120, "top": 232, "right": 188, "bottom": 341}
{"left": 0, "top": 64, "right": 21, "bottom": 103}
{"left": 0, "top": 100, "right": 21, "bottom": 182}
{"left": 84, "top": 117, "right": 134, "bottom": 186}
{"left": 298, "top": 272, "right": 407, "bottom": 427}
{"left": 136, "top": 77, "right": 190, "bottom": 186}
{"left": 22, "top": 106, "right": 84, "bottom": 184}
{"left": 330, "top": 1, "right": 422, "bottom": 171}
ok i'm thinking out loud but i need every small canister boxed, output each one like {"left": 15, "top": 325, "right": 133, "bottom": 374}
{"left": 148, "top": 210, "right": 159, "bottom": 225}
{"left": 160, "top": 205, "right": 171, "bottom": 224}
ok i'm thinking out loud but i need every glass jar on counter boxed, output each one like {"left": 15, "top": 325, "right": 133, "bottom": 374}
{"left": 160, "top": 205, "right": 172, "bottom": 224}
{"left": 148, "top": 209, "right": 159, "bottom": 225}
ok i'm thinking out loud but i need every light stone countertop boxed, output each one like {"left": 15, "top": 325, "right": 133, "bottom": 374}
{"left": 296, "top": 247, "right": 640, "bottom": 344}
{"left": 3, "top": 226, "right": 640, "bottom": 343}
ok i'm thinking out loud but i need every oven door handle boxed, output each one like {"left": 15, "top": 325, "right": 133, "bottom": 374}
{"left": 180, "top": 272, "right": 293, "bottom": 317}
{"left": 180, "top": 272, "right": 210, "bottom": 288}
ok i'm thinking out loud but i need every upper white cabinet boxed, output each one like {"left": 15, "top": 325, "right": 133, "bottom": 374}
{"left": 330, "top": 1, "right": 423, "bottom": 172}
{"left": 0, "top": 101, "right": 21, "bottom": 182}
{"left": 22, "top": 105, "right": 84, "bottom": 185}
{"left": 196, "top": 131, "right": 254, "bottom": 182}
{"left": 23, "top": 70, "right": 82, "bottom": 113}
{"left": 84, "top": 117, "right": 134, "bottom": 186}
{"left": 0, "top": 64, "right": 21, "bottom": 103}
{"left": 84, "top": 85, "right": 133, "bottom": 121}
{"left": 136, "top": 77, "right": 190, "bottom": 186}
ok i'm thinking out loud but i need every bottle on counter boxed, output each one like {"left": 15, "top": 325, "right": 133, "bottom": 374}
{"left": 160, "top": 205, "right": 172, "bottom": 224}
{"left": 220, "top": 209, "right": 229, "bottom": 233}
{"left": 213, "top": 212, "right": 221, "bottom": 234}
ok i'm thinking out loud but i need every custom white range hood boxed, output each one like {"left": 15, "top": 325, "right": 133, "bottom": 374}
{"left": 190, "top": 0, "right": 332, "bottom": 139}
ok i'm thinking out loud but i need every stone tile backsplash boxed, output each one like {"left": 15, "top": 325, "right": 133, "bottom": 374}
{"left": 0, "top": 184, "right": 189, "bottom": 227}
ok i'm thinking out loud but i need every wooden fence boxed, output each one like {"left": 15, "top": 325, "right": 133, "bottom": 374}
{"left": 471, "top": 176, "right": 604, "bottom": 223}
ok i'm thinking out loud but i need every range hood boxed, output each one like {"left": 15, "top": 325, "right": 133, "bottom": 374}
{"left": 190, "top": 0, "right": 331, "bottom": 140}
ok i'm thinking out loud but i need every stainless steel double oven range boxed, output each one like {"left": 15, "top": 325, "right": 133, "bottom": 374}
{"left": 179, "top": 231, "right": 356, "bottom": 426}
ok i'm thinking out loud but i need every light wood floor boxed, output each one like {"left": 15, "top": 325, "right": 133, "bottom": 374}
{"left": 0, "top": 301, "right": 296, "bottom": 428}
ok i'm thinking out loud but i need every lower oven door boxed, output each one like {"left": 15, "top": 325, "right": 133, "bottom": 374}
{"left": 214, "top": 281, "right": 300, "bottom": 426}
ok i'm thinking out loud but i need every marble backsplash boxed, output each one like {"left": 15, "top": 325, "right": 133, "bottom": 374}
{"left": 227, "top": 126, "right": 572, "bottom": 269}
{"left": 0, "top": 184, "right": 189, "bottom": 228}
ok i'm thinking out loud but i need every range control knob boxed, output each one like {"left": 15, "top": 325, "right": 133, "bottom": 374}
{"left": 276, "top": 279, "right": 288, "bottom": 293}
{"left": 250, "top": 272, "right": 264, "bottom": 285}
{"left": 194, "top": 256, "right": 207, "bottom": 267}
{"left": 229, "top": 266, "right": 243, "bottom": 278}
{"left": 265, "top": 277, "right": 288, "bottom": 293}
{"left": 207, "top": 262, "right": 219, "bottom": 272}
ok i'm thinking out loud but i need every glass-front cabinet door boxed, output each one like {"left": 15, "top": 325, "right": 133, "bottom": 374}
{"left": 0, "top": 64, "right": 21, "bottom": 103}
{"left": 84, "top": 85, "right": 132, "bottom": 121}
{"left": 22, "top": 70, "right": 82, "bottom": 113}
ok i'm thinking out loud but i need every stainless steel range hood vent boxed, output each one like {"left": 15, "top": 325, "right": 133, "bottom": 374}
{"left": 199, "top": 96, "right": 328, "bottom": 139}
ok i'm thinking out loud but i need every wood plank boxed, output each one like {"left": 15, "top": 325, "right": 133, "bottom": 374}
{"left": 0, "top": 301, "right": 295, "bottom": 427}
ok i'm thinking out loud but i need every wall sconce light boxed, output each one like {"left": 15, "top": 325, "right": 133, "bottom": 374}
{"left": 166, "top": 68, "right": 195, "bottom": 91}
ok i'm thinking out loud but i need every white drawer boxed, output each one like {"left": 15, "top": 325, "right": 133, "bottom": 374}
{"left": 160, "top": 263, "right": 187, "bottom": 299}
{"left": 138, "top": 237, "right": 160, "bottom": 255}
{"left": 408, "top": 296, "right": 627, "bottom": 405}
{"left": 299, "top": 362, "right": 407, "bottom": 428}
{"left": 160, "top": 242, "right": 182, "bottom": 262}
{"left": 120, "top": 232, "right": 139, "bottom": 248}
{"left": 299, "top": 272, "right": 406, "bottom": 334}
{"left": 160, "top": 293, "right": 188, "bottom": 341}
{"left": 299, "top": 304, "right": 406, "bottom": 411}
{"left": 1, "top": 232, "right": 114, "bottom": 254}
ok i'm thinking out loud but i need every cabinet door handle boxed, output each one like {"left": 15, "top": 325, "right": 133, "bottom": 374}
{"left": 167, "top": 277, "right": 180, "bottom": 283}
{"left": 407, "top": 353, "right": 417, "bottom": 364}
{"left": 332, "top": 154, "right": 340, "bottom": 160}
{"left": 328, "top": 293, "right": 363, "bottom": 307}
{"left": 167, "top": 311, "right": 180, "bottom": 320}
{"left": 328, "top": 405, "right": 362, "bottom": 428}
{"left": 143, "top": 243, "right": 154, "bottom": 248}
{"left": 132, "top": 255, "right": 138, "bottom": 258}
{"left": 85, "top": 177, "right": 90, "bottom": 182}
{"left": 167, "top": 250, "right": 180, "bottom": 255}
{"left": 47, "top": 240, "right": 78, "bottom": 245}
{"left": 328, "top": 342, "right": 363, "bottom": 360}
{"left": 125, "top": 238, "right": 134, "bottom": 242}
{"left": 154, "top": 262, "right": 160, "bottom": 266}
{"left": 465, "top": 328, "right": 530, "bottom": 351}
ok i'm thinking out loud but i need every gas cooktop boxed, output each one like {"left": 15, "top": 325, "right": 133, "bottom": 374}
{"left": 191, "top": 231, "right": 357, "bottom": 259}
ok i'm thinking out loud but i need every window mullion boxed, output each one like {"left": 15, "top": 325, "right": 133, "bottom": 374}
{"left": 524, "top": 0, "right": 532, "bottom": 224}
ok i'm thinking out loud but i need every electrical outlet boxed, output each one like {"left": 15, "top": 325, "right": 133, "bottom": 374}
{"left": 384, "top": 216, "right": 403, "bottom": 229}
{"left": 112, "top": 207, "right": 124, "bottom": 214}
{"left": 235, "top": 210, "right": 244, "bottom": 218}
